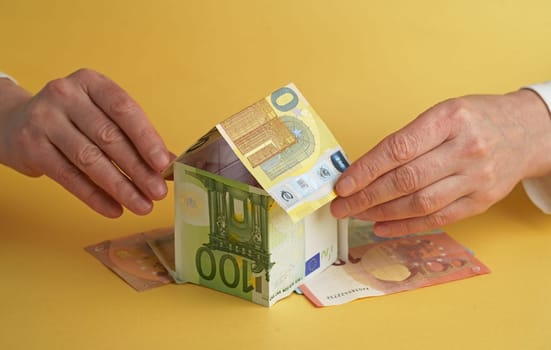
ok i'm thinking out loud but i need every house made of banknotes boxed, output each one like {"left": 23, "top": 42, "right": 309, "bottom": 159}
{"left": 163, "top": 84, "right": 350, "bottom": 306}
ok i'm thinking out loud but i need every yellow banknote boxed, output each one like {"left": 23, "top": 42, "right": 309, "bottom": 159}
{"left": 216, "top": 83, "right": 349, "bottom": 222}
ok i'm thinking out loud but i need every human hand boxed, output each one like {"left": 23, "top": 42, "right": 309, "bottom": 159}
{"left": 0, "top": 69, "right": 173, "bottom": 218}
{"left": 331, "top": 89, "right": 551, "bottom": 236}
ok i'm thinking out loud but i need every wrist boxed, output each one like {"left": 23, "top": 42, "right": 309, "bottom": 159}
{"left": 0, "top": 78, "right": 31, "bottom": 114}
{"left": 506, "top": 89, "right": 551, "bottom": 179}
{"left": 0, "top": 78, "right": 32, "bottom": 167}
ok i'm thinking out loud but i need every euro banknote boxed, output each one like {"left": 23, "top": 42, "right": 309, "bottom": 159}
{"left": 171, "top": 163, "right": 339, "bottom": 306}
{"left": 86, "top": 223, "right": 490, "bottom": 306}
{"left": 216, "top": 83, "right": 350, "bottom": 222}
{"left": 85, "top": 227, "right": 174, "bottom": 291}
{"left": 146, "top": 231, "right": 176, "bottom": 279}
{"left": 299, "top": 231, "right": 490, "bottom": 307}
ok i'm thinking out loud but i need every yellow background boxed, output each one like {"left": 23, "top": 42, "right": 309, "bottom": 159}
{"left": 1, "top": 1, "right": 550, "bottom": 349}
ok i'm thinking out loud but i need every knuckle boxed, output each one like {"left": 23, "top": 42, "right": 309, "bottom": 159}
{"left": 463, "top": 134, "right": 491, "bottom": 158}
{"left": 369, "top": 204, "right": 391, "bottom": 221}
{"left": 137, "top": 126, "right": 155, "bottom": 140}
{"left": 425, "top": 211, "right": 449, "bottom": 229}
{"left": 445, "top": 98, "right": 494, "bottom": 160}
{"left": 109, "top": 97, "right": 139, "bottom": 118}
{"left": 478, "top": 163, "right": 497, "bottom": 183}
{"left": 353, "top": 189, "right": 378, "bottom": 211}
{"left": 43, "top": 78, "right": 75, "bottom": 100}
{"left": 446, "top": 97, "right": 472, "bottom": 122}
{"left": 96, "top": 122, "right": 125, "bottom": 146}
{"left": 76, "top": 144, "right": 103, "bottom": 168}
{"left": 393, "top": 165, "right": 419, "bottom": 194}
{"left": 387, "top": 132, "right": 420, "bottom": 163}
{"left": 428, "top": 108, "right": 450, "bottom": 134}
{"left": 72, "top": 68, "right": 97, "bottom": 80}
{"left": 68, "top": 68, "right": 105, "bottom": 91}
{"left": 411, "top": 192, "right": 436, "bottom": 215}
{"left": 356, "top": 158, "right": 380, "bottom": 182}
{"left": 398, "top": 221, "right": 419, "bottom": 235}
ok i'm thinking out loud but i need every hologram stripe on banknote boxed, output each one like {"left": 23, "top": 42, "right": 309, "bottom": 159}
{"left": 219, "top": 99, "right": 297, "bottom": 167}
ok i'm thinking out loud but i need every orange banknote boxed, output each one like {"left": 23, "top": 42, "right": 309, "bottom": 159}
{"left": 300, "top": 232, "right": 490, "bottom": 307}
{"left": 85, "top": 228, "right": 174, "bottom": 291}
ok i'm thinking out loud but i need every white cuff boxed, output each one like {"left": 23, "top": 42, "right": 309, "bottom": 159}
{"left": 524, "top": 81, "right": 551, "bottom": 115}
{"left": 0, "top": 72, "right": 17, "bottom": 84}
{"left": 522, "top": 177, "right": 551, "bottom": 214}
{"left": 521, "top": 81, "right": 551, "bottom": 214}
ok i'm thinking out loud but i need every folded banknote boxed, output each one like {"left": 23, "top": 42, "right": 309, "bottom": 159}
{"left": 215, "top": 83, "right": 350, "bottom": 222}
{"left": 85, "top": 228, "right": 174, "bottom": 291}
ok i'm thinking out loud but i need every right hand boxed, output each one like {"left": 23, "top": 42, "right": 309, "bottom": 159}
{"left": 331, "top": 89, "right": 551, "bottom": 236}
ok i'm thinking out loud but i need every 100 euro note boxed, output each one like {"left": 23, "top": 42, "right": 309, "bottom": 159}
{"left": 172, "top": 162, "right": 321, "bottom": 306}
{"left": 216, "top": 83, "right": 350, "bottom": 222}
{"left": 300, "top": 220, "right": 490, "bottom": 307}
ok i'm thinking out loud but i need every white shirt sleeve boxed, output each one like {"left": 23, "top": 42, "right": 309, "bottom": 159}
{"left": 0, "top": 71, "right": 17, "bottom": 84}
{"left": 522, "top": 81, "right": 551, "bottom": 214}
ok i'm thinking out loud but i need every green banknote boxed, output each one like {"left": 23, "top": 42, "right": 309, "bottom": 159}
{"left": 173, "top": 162, "right": 339, "bottom": 306}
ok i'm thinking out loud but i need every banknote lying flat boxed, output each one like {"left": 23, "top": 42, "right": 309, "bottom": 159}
{"left": 86, "top": 221, "right": 490, "bottom": 306}
{"left": 299, "top": 228, "right": 490, "bottom": 307}
{"left": 216, "top": 83, "right": 350, "bottom": 222}
{"left": 85, "top": 228, "right": 175, "bottom": 291}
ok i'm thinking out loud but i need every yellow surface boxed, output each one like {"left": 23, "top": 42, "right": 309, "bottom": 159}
{"left": 1, "top": 1, "right": 550, "bottom": 349}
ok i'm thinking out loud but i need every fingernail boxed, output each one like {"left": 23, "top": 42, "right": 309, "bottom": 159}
{"left": 331, "top": 199, "right": 350, "bottom": 218}
{"left": 148, "top": 178, "right": 167, "bottom": 199}
{"left": 103, "top": 202, "right": 123, "bottom": 218}
{"left": 336, "top": 176, "right": 356, "bottom": 196}
{"left": 372, "top": 222, "right": 389, "bottom": 237}
{"left": 131, "top": 193, "right": 153, "bottom": 214}
{"left": 150, "top": 148, "right": 170, "bottom": 171}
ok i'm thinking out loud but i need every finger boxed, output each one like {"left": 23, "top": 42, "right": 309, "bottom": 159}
{"left": 163, "top": 151, "right": 179, "bottom": 181}
{"left": 331, "top": 139, "right": 460, "bottom": 218}
{"left": 371, "top": 196, "right": 485, "bottom": 237}
{"left": 355, "top": 174, "right": 473, "bottom": 222}
{"left": 45, "top": 115, "right": 154, "bottom": 215}
{"left": 68, "top": 69, "right": 170, "bottom": 172}
{"left": 33, "top": 142, "right": 123, "bottom": 218}
{"left": 62, "top": 88, "right": 167, "bottom": 201}
{"left": 335, "top": 105, "right": 454, "bottom": 197}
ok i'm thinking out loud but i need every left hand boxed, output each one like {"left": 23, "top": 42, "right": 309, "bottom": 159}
{"left": 0, "top": 69, "right": 173, "bottom": 218}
